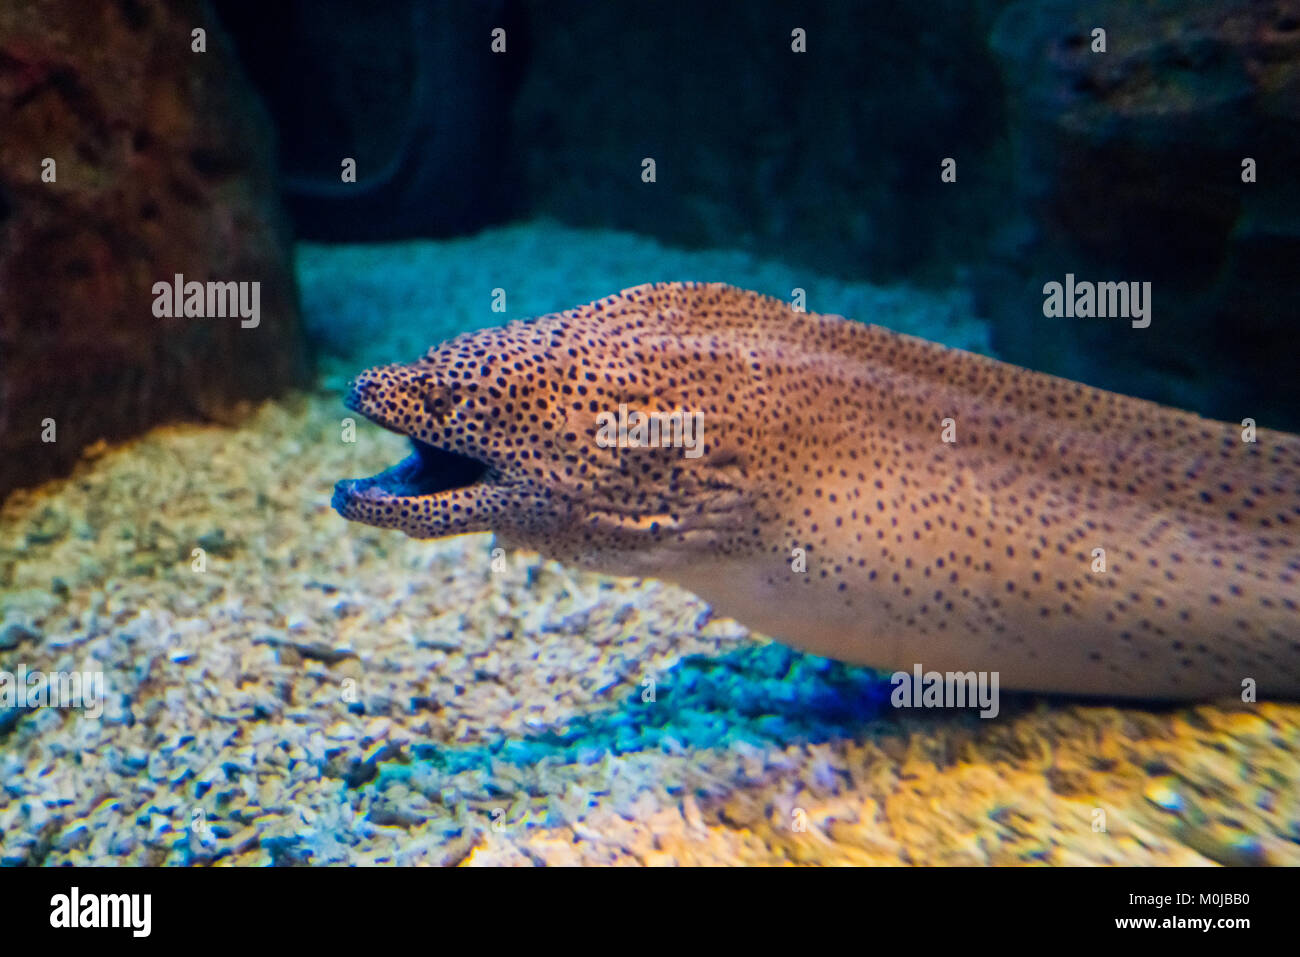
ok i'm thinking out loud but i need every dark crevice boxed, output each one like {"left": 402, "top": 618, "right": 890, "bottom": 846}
{"left": 116, "top": 0, "right": 151, "bottom": 31}
{"left": 189, "top": 147, "right": 243, "bottom": 179}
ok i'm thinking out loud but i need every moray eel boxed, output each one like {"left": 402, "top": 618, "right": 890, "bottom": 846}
{"left": 332, "top": 282, "right": 1300, "bottom": 699}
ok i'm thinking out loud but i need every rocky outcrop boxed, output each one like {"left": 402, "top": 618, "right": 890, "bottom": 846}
{"left": 0, "top": 0, "right": 310, "bottom": 499}
{"left": 986, "top": 0, "right": 1300, "bottom": 428}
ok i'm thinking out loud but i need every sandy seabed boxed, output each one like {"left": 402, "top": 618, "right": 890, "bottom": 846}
{"left": 1, "top": 224, "right": 1297, "bottom": 865}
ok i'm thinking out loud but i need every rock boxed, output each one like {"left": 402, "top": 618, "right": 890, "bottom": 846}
{"left": 24, "top": 506, "right": 68, "bottom": 545}
{"left": 0, "top": 0, "right": 310, "bottom": 500}
{"left": 0, "top": 621, "right": 41, "bottom": 650}
{"left": 985, "top": 0, "right": 1300, "bottom": 428}
{"left": 196, "top": 528, "right": 236, "bottom": 556}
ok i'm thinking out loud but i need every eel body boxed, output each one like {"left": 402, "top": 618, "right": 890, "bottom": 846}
{"left": 333, "top": 283, "right": 1300, "bottom": 699}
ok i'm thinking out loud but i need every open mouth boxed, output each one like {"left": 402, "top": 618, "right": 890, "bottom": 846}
{"left": 332, "top": 437, "right": 493, "bottom": 511}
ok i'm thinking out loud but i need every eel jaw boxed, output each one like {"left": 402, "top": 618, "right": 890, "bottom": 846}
{"left": 331, "top": 436, "right": 504, "bottom": 537}
{"left": 330, "top": 367, "right": 511, "bottom": 538}
{"left": 333, "top": 436, "right": 492, "bottom": 505}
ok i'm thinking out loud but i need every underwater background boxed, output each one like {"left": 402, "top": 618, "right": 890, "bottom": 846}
{"left": 0, "top": 0, "right": 1298, "bottom": 865}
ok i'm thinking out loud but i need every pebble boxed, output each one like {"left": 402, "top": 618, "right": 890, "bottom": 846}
{"left": 0, "top": 621, "right": 40, "bottom": 650}
{"left": 1144, "top": 779, "right": 1186, "bottom": 814}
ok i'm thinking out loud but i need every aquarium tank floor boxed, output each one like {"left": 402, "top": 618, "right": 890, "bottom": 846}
{"left": 1, "top": 222, "right": 1296, "bottom": 865}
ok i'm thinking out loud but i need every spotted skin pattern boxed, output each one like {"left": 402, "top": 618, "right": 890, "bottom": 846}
{"left": 333, "top": 282, "right": 1300, "bottom": 699}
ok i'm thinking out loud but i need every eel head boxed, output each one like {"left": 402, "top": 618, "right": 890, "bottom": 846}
{"left": 332, "top": 285, "right": 762, "bottom": 575}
